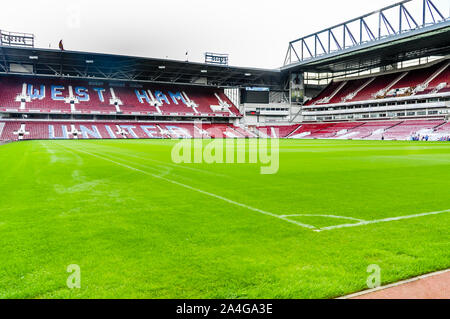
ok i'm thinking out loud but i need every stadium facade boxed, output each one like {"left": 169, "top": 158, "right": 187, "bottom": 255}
{"left": 0, "top": 0, "right": 449, "bottom": 141}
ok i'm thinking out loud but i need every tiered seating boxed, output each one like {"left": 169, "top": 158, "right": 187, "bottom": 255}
{"left": 256, "top": 125, "right": 300, "bottom": 138}
{"left": 308, "top": 60, "right": 450, "bottom": 105}
{"left": 27, "top": 122, "right": 51, "bottom": 139}
{"left": 305, "top": 82, "right": 342, "bottom": 105}
{"left": 328, "top": 79, "right": 367, "bottom": 104}
{"left": 420, "top": 122, "right": 450, "bottom": 141}
{"left": 187, "top": 87, "right": 240, "bottom": 117}
{"left": 340, "top": 121, "right": 402, "bottom": 140}
{"left": 0, "top": 81, "right": 22, "bottom": 110}
{"left": 0, "top": 76, "right": 242, "bottom": 117}
{"left": 0, "top": 121, "right": 251, "bottom": 141}
{"left": 94, "top": 124, "right": 126, "bottom": 139}
{"left": 159, "top": 123, "right": 195, "bottom": 138}
{"left": 289, "top": 123, "right": 336, "bottom": 138}
{"left": 351, "top": 73, "right": 399, "bottom": 102}
{"left": 2, "top": 120, "right": 450, "bottom": 141}
{"left": 0, "top": 121, "right": 21, "bottom": 140}
{"left": 286, "top": 120, "right": 450, "bottom": 140}
{"left": 418, "top": 64, "right": 450, "bottom": 95}
{"left": 112, "top": 86, "right": 158, "bottom": 115}
{"left": 232, "top": 126, "right": 257, "bottom": 138}
{"left": 219, "top": 92, "right": 241, "bottom": 117}
{"left": 433, "top": 122, "right": 450, "bottom": 135}
{"left": 382, "top": 120, "right": 444, "bottom": 140}
{"left": 201, "top": 124, "right": 244, "bottom": 138}
{"left": 384, "top": 63, "right": 445, "bottom": 98}
{"left": 307, "top": 122, "right": 364, "bottom": 139}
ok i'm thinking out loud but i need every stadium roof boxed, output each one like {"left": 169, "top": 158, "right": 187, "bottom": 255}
{"left": 1, "top": 0, "right": 449, "bottom": 91}
{"left": 282, "top": 0, "right": 450, "bottom": 74}
{"left": 0, "top": 46, "right": 283, "bottom": 89}
{"left": 283, "top": 23, "right": 450, "bottom": 74}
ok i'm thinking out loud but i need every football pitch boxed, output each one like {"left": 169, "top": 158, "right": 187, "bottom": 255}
{"left": 0, "top": 139, "right": 449, "bottom": 299}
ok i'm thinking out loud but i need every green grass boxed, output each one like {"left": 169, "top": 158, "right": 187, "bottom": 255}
{"left": 0, "top": 139, "right": 449, "bottom": 299}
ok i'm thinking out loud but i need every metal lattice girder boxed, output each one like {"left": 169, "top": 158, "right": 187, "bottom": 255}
{"left": 284, "top": 0, "right": 450, "bottom": 66}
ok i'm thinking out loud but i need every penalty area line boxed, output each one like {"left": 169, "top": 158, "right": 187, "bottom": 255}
{"left": 58, "top": 143, "right": 317, "bottom": 231}
{"left": 280, "top": 214, "right": 366, "bottom": 222}
{"left": 316, "top": 209, "right": 450, "bottom": 232}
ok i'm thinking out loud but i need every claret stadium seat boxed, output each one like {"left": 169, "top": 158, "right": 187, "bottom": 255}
{"left": 0, "top": 76, "right": 242, "bottom": 118}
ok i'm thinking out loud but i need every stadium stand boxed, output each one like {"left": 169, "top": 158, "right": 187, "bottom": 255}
{"left": 0, "top": 121, "right": 254, "bottom": 140}
{"left": 0, "top": 0, "right": 449, "bottom": 148}
{"left": 286, "top": 120, "right": 449, "bottom": 141}
{"left": 0, "top": 76, "right": 242, "bottom": 117}
{"left": 306, "top": 59, "right": 450, "bottom": 106}
{"left": 288, "top": 123, "right": 335, "bottom": 139}
{"left": 255, "top": 125, "right": 300, "bottom": 138}
{"left": 336, "top": 121, "right": 403, "bottom": 140}
{"left": 3, "top": 119, "right": 448, "bottom": 141}
{"left": 431, "top": 122, "right": 450, "bottom": 141}
{"left": 0, "top": 53, "right": 448, "bottom": 143}
{"left": 416, "top": 62, "right": 450, "bottom": 95}
{"left": 381, "top": 120, "right": 445, "bottom": 140}
{"left": 306, "top": 122, "right": 365, "bottom": 139}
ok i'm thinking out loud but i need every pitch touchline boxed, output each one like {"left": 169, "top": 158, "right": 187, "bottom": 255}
{"left": 58, "top": 143, "right": 317, "bottom": 230}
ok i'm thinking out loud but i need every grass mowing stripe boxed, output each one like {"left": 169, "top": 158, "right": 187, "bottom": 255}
{"left": 58, "top": 142, "right": 318, "bottom": 231}
{"left": 52, "top": 141, "right": 178, "bottom": 178}
{"left": 1, "top": 140, "right": 449, "bottom": 299}
{"left": 74, "top": 140, "right": 230, "bottom": 178}
{"left": 57, "top": 141, "right": 450, "bottom": 233}
{"left": 72, "top": 141, "right": 229, "bottom": 181}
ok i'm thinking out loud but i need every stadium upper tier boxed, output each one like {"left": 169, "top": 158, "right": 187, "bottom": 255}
{"left": 0, "top": 76, "right": 241, "bottom": 117}
{"left": 305, "top": 59, "right": 450, "bottom": 107}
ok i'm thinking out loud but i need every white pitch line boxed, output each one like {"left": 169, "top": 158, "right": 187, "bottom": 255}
{"left": 75, "top": 141, "right": 229, "bottom": 178}
{"left": 58, "top": 143, "right": 317, "bottom": 230}
{"left": 59, "top": 142, "right": 184, "bottom": 179}
{"left": 53, "top": 142, "right": 450, "bottom": 233}
{"left": 317, "top": 209, "right": 450, "bottom": 232}
{"left": 280, "top": 214, "right": 366, "bottom": 222}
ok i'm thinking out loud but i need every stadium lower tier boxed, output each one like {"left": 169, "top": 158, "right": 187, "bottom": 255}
{"left": 260, "top": 120, "right": 450, "bottom": 141}
{"left": 1, "top": 119, "right": 449, "bottom": 141}
{"left": 0, "top": 121, "right": 255, "bottom": 140}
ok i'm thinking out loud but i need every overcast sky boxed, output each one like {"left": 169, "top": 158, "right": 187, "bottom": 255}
{"left": 1, "top": 0, "right": 448, "bottom": 69}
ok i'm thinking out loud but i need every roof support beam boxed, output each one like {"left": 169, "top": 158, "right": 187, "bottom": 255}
{"left": 284, "top": 0, "right": 449, "bottom": 66}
